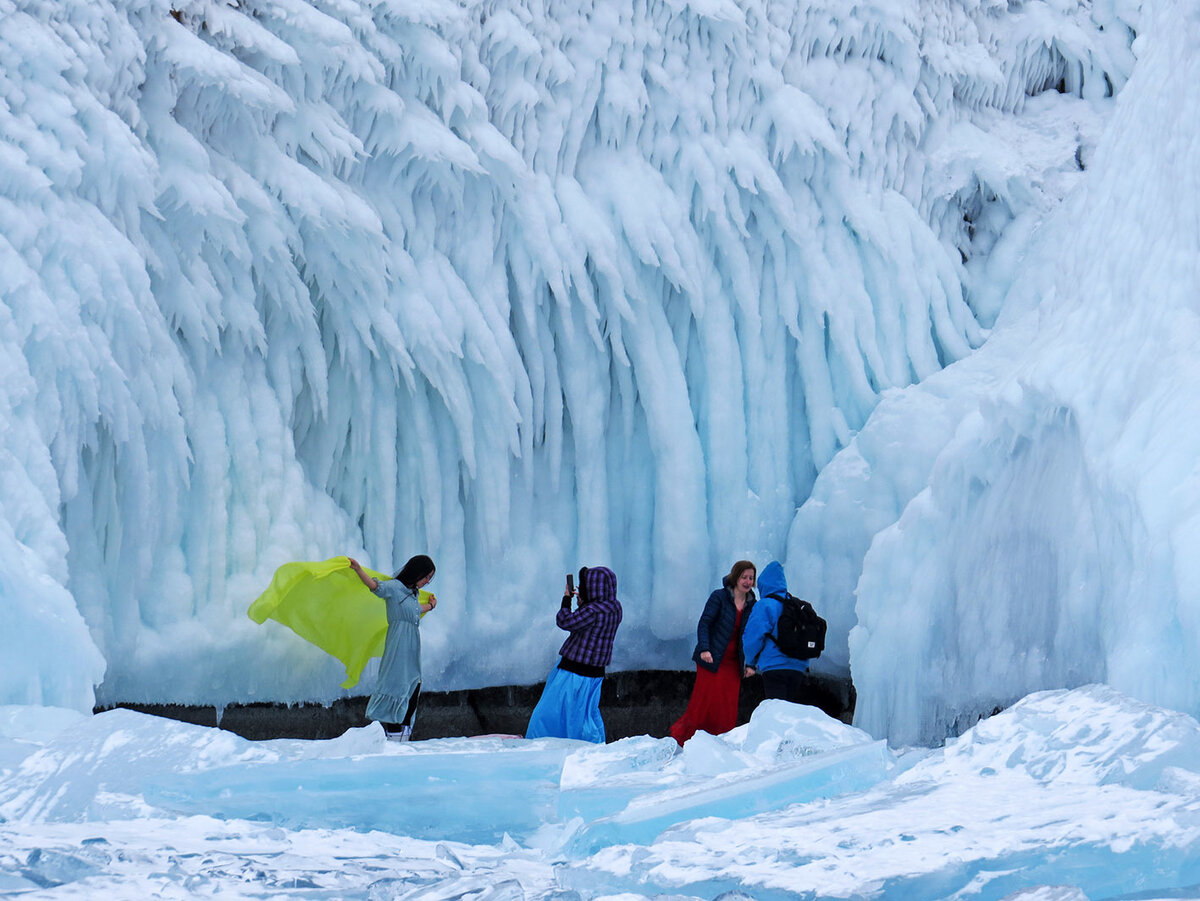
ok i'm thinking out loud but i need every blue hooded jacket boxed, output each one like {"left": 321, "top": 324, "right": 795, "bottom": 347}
{"left": 740, "top": 560, "right": 809, "bottom": 673}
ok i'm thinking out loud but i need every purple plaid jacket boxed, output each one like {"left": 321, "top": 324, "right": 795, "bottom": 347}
{"left": 557, "top": 566, "right": 623, "bottom": 668}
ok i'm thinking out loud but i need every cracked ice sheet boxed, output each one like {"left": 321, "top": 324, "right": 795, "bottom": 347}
{"left": 567, "top": 751, "right": 1200, "bottom": 899}
{"left": 0, "top": 815, "right": 558, "bottom": 901}
{"left": 567, "top": 776, "right": 1200, "bottom": 899}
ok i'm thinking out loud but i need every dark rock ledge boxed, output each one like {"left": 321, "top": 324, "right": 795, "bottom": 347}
{"left": 96, "top": 669, "right": 855, "bottom": 743}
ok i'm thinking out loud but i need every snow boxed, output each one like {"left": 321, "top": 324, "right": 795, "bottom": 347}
{"left": 3, "top": 685, "right": 1200, "bottom": 898}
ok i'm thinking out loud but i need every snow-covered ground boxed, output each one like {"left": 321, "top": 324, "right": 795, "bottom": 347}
{"left": 4, "top": 685, "right": 1199, "bottom": 899}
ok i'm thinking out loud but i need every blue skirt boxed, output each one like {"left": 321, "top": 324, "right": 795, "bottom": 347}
{"left": 525, "top": 663, "right": 606, "bottom": 743}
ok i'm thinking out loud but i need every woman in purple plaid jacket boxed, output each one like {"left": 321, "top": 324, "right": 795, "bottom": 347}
{"left": 525, "top": 565, "right": 623, "bottom": 742}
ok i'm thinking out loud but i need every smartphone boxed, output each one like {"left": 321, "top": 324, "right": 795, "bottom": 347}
{"left": 566, "top": 573, "right": 574, "bottom": 595}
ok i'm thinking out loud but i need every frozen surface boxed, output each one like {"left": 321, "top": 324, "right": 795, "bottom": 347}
{"left": 4, "top": 686, "right": 1200, "bottom": 899}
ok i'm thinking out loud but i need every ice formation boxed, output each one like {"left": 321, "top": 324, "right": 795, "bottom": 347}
{"left": 790, "top": 0, "right": 1200, "bottom": 744}
{"left": 11, "top": 0, "right": 1200, "bottom": 759}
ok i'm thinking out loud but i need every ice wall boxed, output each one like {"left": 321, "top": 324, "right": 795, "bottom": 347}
{"left": 0, "top": 0, "right": 1137, "bottom": 715}
{"left": 792, "top": 0, "right": 1200, "bottom": 745}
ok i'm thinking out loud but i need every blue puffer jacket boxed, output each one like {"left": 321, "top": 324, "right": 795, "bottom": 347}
{"left": 691, "top": 578, "right": 756, "bottom": 673}
{"left": 741, "top": 560, "right": 809, "bottom": 673}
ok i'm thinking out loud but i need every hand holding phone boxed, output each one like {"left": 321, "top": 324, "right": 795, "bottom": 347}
{"left": 566, "top": 573, "right": 575, "bottom": 595}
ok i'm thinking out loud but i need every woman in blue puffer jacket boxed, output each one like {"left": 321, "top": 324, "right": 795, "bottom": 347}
{"left": 669, "top": 560, "right": 757, "bottom": 745}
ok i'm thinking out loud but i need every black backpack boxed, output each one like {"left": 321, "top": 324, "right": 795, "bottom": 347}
{"left": 767, "top": 593, "right": 826, "bottom": 660}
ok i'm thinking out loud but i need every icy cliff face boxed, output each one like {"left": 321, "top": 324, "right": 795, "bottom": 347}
{"left": 792, "top": 1, "right": 1200, "bottom": 745}
{"left": 0, "top": 0, "right": 1144, "bottom": 732}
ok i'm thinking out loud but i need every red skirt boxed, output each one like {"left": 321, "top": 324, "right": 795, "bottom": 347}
{"left": 669, "top": 648, "right": 742, "bottom": 745}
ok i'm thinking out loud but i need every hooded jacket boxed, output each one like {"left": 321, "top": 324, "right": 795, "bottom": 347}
{"left": 556, "top": 565, "right": 623, "bottom": 669}
{"left": 740, "top": 560, "right": 809, "bottom": 674}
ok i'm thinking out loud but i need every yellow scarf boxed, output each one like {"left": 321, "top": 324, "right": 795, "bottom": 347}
{"left": 248, "top": 556, "right": 430, "bottom": 688}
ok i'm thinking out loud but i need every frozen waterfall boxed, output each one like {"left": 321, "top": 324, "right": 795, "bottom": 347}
{"left": 5, "top": 0, "right": 1184, "bottom": 750}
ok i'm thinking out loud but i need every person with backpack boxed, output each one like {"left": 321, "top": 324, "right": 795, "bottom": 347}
{"left": 668, "top": 560, "right": 758, "bottom": 745}
{"left": 525, "top": 565, "right": 624, "bottom": 743}
{"left": 741, "top": 559, "right": 822, "bottom": 704}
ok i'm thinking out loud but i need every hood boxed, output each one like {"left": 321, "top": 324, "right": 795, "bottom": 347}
{"left": 757, "top": 560, "right": 788, "bottom": 600}
{"left": 579, "top": 565, "right": 617, "bottom": 605}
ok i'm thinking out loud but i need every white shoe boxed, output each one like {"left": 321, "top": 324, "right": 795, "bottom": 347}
{"left": 388, "top": 724, "right": 417, "bottom": 743}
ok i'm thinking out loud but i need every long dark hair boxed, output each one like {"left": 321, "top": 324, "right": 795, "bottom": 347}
{"left": 395, "top": 554, "right": 435, "bottom": 589}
